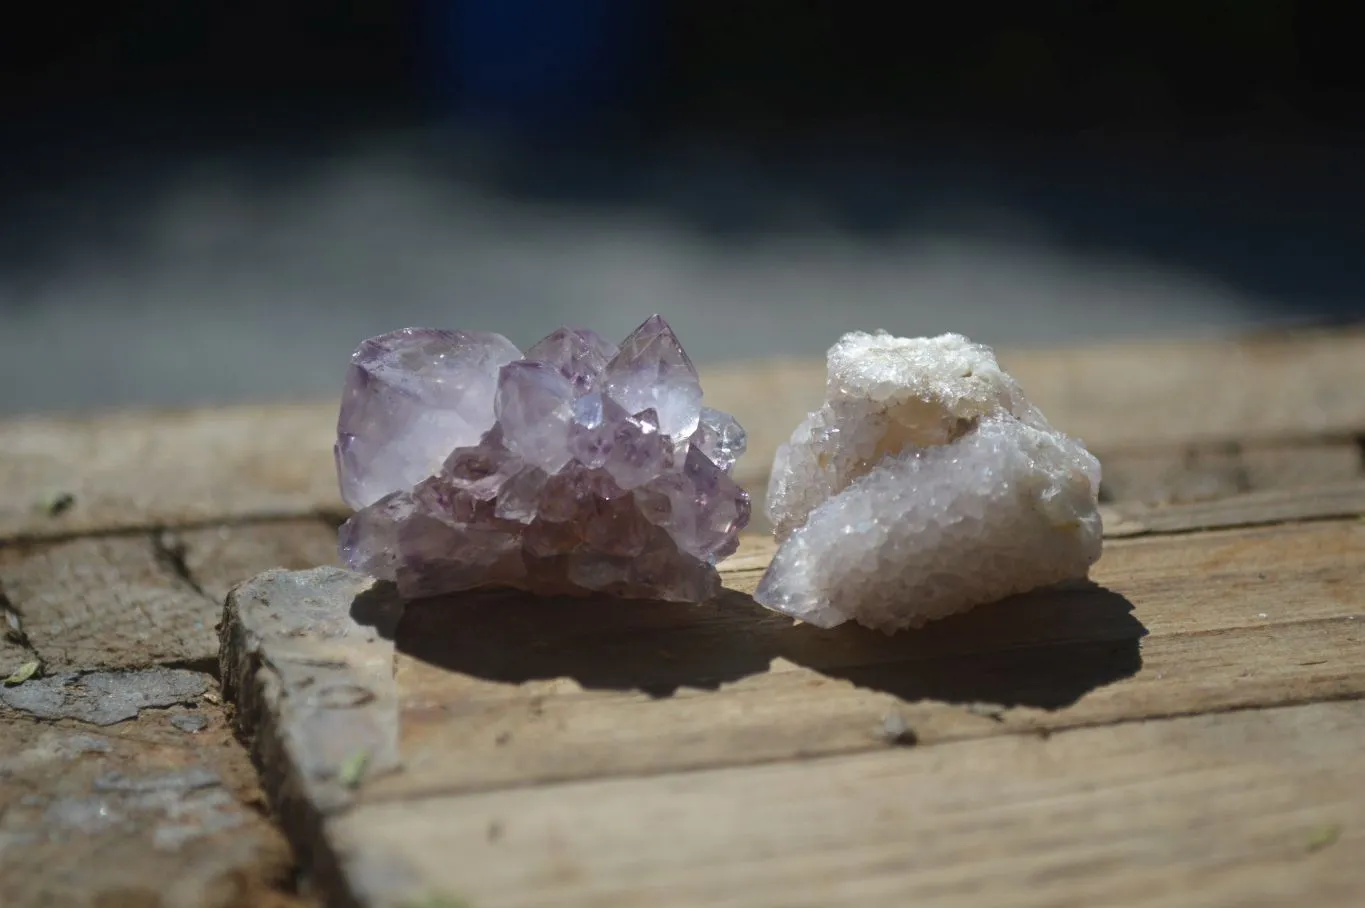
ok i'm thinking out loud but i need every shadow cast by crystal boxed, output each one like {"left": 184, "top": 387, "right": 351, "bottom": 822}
{"left": 395, "top": 587, "right": 789, "bottom": 698}
{"left": 349, "top": 579, "right": 406, "bottom": 641}
{"left": 777, "top": 582, "right": 1146, "bottom": 711}
{"left": 391, "top": 580, "right": 1144, "bottom": 708}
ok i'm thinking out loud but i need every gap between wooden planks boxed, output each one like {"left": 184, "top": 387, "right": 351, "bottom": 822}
{"left": 220, "top": 481, "right": 1365, "bottom": 908}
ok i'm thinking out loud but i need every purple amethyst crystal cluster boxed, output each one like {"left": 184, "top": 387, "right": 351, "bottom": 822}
{"left": 335, "top": 315, "right": 750, "bottom": 602}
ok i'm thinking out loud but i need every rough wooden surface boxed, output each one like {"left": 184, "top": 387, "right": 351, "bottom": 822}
{"left": 5, "top": 327, "right": 1365, "bottom": 907}
{"left": 0, "top": 403, "right": 340, "bottom": 542}
{"left": 4, "top": 328, "right": 1363, "bottom": 542}
{"left": 374, "top": 518, "right": 1365, "bottom": 800}
{"left": 0, "top": 522, "right": 340, "bottom": 908}
{"left": 0, "top": 535, "right": 218, "bottom": 673}
{"left": 1102, "top": 480, "right": 1365, "bottom": 538}
{"left": 0, "top": 520, "right": 338, "bottom": 677}
{"left": 0, "top": 696, "right": 301, "bottom": 908}
{"left": 223, "top": 497, "right": 1365, "bottom": 907}
{"left": 172, "top": 519, "right": 340, "bottom": 608}
{"left": 333, "top": 699, "right": 1365, "bottom": 908}
{"left": 1097, "top": 439, "right": 1362, "bottom": 505}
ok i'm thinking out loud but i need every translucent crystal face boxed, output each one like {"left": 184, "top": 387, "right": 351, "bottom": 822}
{"left": 335, "top": 315, "right": 750, "bottom": 602}
{"left": 601, "top": 315, "right": 704, "bottom": 440}
{"left": 335, "top": 328, "right": 521, "bottom": 510}
{"left": 691, "top": 407, "right": 748, "bottom": 472}
{"left": 523, "top": 327, "right": 618, "bottom": 394}
{"left": 495, "top": 360, "right": 576, "bottom": 474}
{"left": 756, "top": 331, "right": 1102, "bottom": 633}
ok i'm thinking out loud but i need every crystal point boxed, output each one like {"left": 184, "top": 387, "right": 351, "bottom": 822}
{"left": 336, "top": 318, "right": 749, "bottom": 602}
{"left": 602, "top": 314, "right": 704, "bottom": 440}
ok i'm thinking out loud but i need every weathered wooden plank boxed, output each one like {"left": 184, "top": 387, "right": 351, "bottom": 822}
{"left": 359, "top": 518, "right": 1365, "bottom": 800}
{"left": 0, "top": 536, "right": 218, "bottom": 672}
{"left": 5, "top": 329, "right": 1364, "bottom": 541}
{"left": 1102, "top": 480, "right": 1365, "bottom": 538}
{"left": 1098, "top": 439, "right": 1362, "bottom": 505}
{"left": 0, "top": 523, "right": 344, "bottom": 905}
{"left": 0, "top": 678, "right": 306, "bottom": 908}
{"left": 221, "top": 517, "right": 1365, "bottom": 808}
{"left": 0, "top": 403, "right": 341, "bottom": 541}
{"left": 1002, "top": 327, "right": 1365, "bottom": 450}
{"left": 220, "top": 564, "right": 402, "bottom": 903}
{"left": 221, "top": 503, "right": 1365, "bottom": 906}
{"left": 330, "top": 699, "right": 1365, "bottom": 908}
{"left": 172, "top": 518, "right": 340, "bottom": 605}
{"left": 0, "top": 521, "right": 342, "bottom": 675}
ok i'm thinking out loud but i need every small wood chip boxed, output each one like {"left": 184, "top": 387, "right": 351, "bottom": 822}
{"left": 3, "top": 610, "right": 28, "bottom": 646}
{"left": 4, "top": 660, "right": 40, "bottom": 686}
{"left": 44, "top": 491, "right": 76, "bottom": 517}
{"left": 1306, "top": 823, "right": 1341, "bottom": 852}
{"left": 963, "top": 701, "right": 1007, "bottom": 721}
{"left": 338, "top": 750, "right": 370, "bottom": 789}
{"left": 878, "top": 713, "right": 918, "bottom": 746}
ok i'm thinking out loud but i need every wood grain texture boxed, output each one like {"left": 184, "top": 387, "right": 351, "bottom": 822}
{"left": 0, "top": 535, "right": 218, "bottom": 671}
{"left": 1000, "top": 327, "right": 1365, "bottom": 449}
{"left": 367, "top": 518, "right": 1365, "bottom": 800}
{"left": 0, "top": 402, "right": 340, "bottom": 541}
{"left": 4, "top": 328, "right": 1364, "bottom": 541}
{"left": 330, "top": 699, "right": 1365, "bottom": 908}
{"left": 0, "top": 521, "right": 343, "bottom": 674}
{"left": 0, "top": 525, "right": 342, "bottom": 907}
{"left": 1102, "top": 479, "right": 1365, "bottom": 538}
{"left": 0, "top": 686, "right": 307, "bottom": 908}
{"left": 222, "top": 514, "right": 1365, "bottom": 906}
{"left": 1098, "top": 439, "right": 1363, "bottom": 506}
{"left": 173, "top": 518, "right": 340, "bottom": 605}
{"left": 221, "top": 565, "right": 403, "bottom": 903}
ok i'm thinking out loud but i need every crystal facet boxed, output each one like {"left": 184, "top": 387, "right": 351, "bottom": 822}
{"left": 335, "top": 328, "right": 520, "bottom": 509}
{"left": 691, "top": 406, "right": 748, "bottom": 473}
{"left": 336, "top": 316, "right": 750, "bottom": 602}
{"left": 495, "top": 360, "right": 575, "bottom": 474}
{"left": 524, "top": 327, "right": 619, "bottom": 394}
{"left": 602, "top": 314, "right": 704, "bottom": 440}
{"left": 755, "top": 331, "right": 1102, "bottom": 633}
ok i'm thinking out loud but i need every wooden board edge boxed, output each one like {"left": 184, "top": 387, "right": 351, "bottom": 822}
{"left": 219, "top": 566, "right": 405, "bottom": 907}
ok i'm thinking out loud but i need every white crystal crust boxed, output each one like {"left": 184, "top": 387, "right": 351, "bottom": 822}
{"left": 756, "top": 331, "right": 1102, "bottom": 633}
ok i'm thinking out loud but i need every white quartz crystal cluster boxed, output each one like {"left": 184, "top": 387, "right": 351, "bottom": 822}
{"left": 755, "top": 331, "right": 1103, "bottom": 633}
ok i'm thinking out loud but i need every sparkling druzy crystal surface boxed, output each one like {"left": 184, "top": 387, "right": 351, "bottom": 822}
{"left": 336, "top": 315, "right": 750, "bottom": 602}
{"left": 756, "top": 331, "right": 1102, "bottom": 633}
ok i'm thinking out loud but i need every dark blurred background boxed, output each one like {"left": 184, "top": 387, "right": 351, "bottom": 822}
{"left": 2, "top": 1, "right": 1363, "bottom": 414}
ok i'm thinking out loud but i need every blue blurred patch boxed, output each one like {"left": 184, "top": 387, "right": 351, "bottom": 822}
{"left": 423, "top": 0, "right": 658, "bottom": 126}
